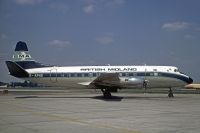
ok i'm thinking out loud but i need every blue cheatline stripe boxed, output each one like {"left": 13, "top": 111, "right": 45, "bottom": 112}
{"left": 159, "top": 72, "right": 189, "bottom": 83}
{"left": 30, "top": 72, "right": 190, "bottom": 83}
{"left": 16, "top": 61, "right": 51, "bottom": 69}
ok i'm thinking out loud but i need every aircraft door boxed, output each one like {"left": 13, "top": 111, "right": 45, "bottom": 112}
{"left": 49, "top": 68, "right": 57, "bottom": 83}
{"left": 89, "top": 72, "right": 93, "bottom": 79}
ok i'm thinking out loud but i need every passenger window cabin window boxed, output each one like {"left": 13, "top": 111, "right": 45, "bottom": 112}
{"left": 70, "top": 73, "right": 75, "bottom": 77}
{"left": 134, "top": 73, "right": 138, "bottom": 76}
{"left": 77, "top": 73, "right": 82, "bottom": 77}
{"left": 97, "top": 73, "right": 101, "bottom": 76}
{"left": 128, "top": 73, "right": 134, "bottom": 77}
{"left": 43, "top": 73, "right": 50, "bottom": 77}
{"left": 145, "top": 73, "right": 150, "bottom": 76}
{"left": 119, "top": 73, "right": 122, "bottom": 77}
{"left": 31, "top": 74, "right": 35, "bottom": 77}
{"left": 154, "top": 73, "right": 158, "bottom": 76}
{"left": 57, "top": 73, "right": 62, "bottom": 77}
{"left": 64, "top": 73, "right": 69, "bottom": 77}
{"left": 122, "top": 73, "right": 126, "bottom": 77}
{"left": 84, "top": 73, "right": 89, "bottom": 77}
{"left": 150, "top": 73, "right": 154, "bottom": 76}
{"left": 137, "top": 73, "right": 145, "bottom": 76}
{"left": 51, "top": 73, "right": 57, "bottom": 77}
{"left": 92, "top": 73, "right": 97, "bottom": 77}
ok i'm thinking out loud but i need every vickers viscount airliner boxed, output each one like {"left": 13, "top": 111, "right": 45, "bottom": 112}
{"left": 6, "top": 41, "right": 193, "bottom": 98}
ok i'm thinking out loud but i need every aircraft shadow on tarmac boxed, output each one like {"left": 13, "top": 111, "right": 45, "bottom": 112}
{"left": 93, "top": 95, "right": 171, "bottom": 101}
{"left": 15, "top": 95, "right": 123, "bottom": 101}
{"left": 15, "top": 95, "right": 170, "bottom": 102}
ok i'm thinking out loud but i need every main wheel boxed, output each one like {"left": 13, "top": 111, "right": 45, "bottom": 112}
{"left": 101, "top": 89, "right": 112, "bottom": 99}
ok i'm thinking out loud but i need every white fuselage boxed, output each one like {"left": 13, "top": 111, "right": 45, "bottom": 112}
{"left": 24, "top": 65, "right": 190, "bottom": 89}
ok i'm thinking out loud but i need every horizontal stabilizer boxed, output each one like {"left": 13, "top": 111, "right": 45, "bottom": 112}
{"left": 6, "top": 61, "right": 29, "bottom": 78}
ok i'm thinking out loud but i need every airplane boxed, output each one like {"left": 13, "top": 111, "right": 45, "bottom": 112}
{"left": 6, "top": 41, "right": 193, "bottom": 98}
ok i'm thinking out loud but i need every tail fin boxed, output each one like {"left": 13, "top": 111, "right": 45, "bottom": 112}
{"left": 10, "top": 41, "right": 50, "bottom": 69}
{"left": 12, "top": 41, "right": 34, "bottom": 62}
{"left": 5, "top": 41, "right": 50, "bottom": 78}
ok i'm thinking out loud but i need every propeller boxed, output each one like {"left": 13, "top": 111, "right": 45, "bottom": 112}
{"left": 143, "top": 66, "right": 148, "bottom": 94}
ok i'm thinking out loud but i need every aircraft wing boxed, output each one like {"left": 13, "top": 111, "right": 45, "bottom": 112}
{"left": 91, "top": 73, "right": 120, "bottom": 88}
{"left": 78, "top": 73, "right": 120, "bottom": 88}
{"left": 78, "top": 82, "right": 92, "bottom": 86}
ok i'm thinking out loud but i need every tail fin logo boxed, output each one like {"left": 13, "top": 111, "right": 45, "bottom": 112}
{"left": 16, "top": 52, "right": 32, "bottom": 61}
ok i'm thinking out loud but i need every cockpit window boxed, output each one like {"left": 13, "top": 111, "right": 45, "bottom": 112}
{"left": 174, "top": 69, "right": 180, "bottom": 72}
{"left": 174, "top": 69, "right": 178, "bottom": 72}
{"left": 174, "top": 68, "right": 185, "bottom": 74}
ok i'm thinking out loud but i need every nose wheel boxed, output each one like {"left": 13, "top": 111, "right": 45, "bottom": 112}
{"left": 168, "top": 88, "right": 174, "bottom": 98}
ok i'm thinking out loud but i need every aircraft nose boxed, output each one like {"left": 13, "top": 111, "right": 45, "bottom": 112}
{"left": 187, "top": 77, "right": 193, "bottom": 84}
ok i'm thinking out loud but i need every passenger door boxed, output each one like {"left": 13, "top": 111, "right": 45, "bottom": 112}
{"left": 49, "top": 68, "right": 57, "bottom": 83}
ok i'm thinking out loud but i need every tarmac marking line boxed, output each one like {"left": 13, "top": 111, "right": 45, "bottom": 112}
{"left": 31, "top": 111, "right": 143, "bottom": 133}
{"left": 1, "top": 101, "right": 143, "bottom": 133}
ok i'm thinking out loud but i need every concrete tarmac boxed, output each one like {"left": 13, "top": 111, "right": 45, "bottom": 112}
{"left": 0, "top": 90, "right": 200, "bottom": 133}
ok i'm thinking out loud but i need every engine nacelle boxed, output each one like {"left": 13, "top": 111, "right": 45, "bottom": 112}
{"left": 121, "top": 77, "right": 145, "bottom": 88}
{"left": 128, "top": 77, "right": 144, "bottom": 83}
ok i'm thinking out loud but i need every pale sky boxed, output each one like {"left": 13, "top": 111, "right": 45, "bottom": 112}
{"left": 0, "top": 0, "right": 200, "bottom": 82}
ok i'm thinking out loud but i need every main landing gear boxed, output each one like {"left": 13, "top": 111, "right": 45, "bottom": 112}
{"left": 101, "top": 89, "right": 112, "bottom": 99}
{"left": 168, "top": 88, "right": 174, "bottom": 98}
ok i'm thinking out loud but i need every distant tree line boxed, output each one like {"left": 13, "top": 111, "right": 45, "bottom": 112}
{"left": 0, "top": 81, "right": 45, "bottom": 87}
{"left": 9, "top": 81, "right": 39, "bottom": 87}
{"left": 0, "top": 82, "right": 8, "bottom": 86}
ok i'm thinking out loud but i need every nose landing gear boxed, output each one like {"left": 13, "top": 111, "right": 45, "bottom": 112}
{"left": 168, "top": 88, "right": 174, "bottom": 98}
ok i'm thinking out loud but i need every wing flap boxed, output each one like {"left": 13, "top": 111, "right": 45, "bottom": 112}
{"left": 91, "top": 73, "right": 120, "bottom": 87}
